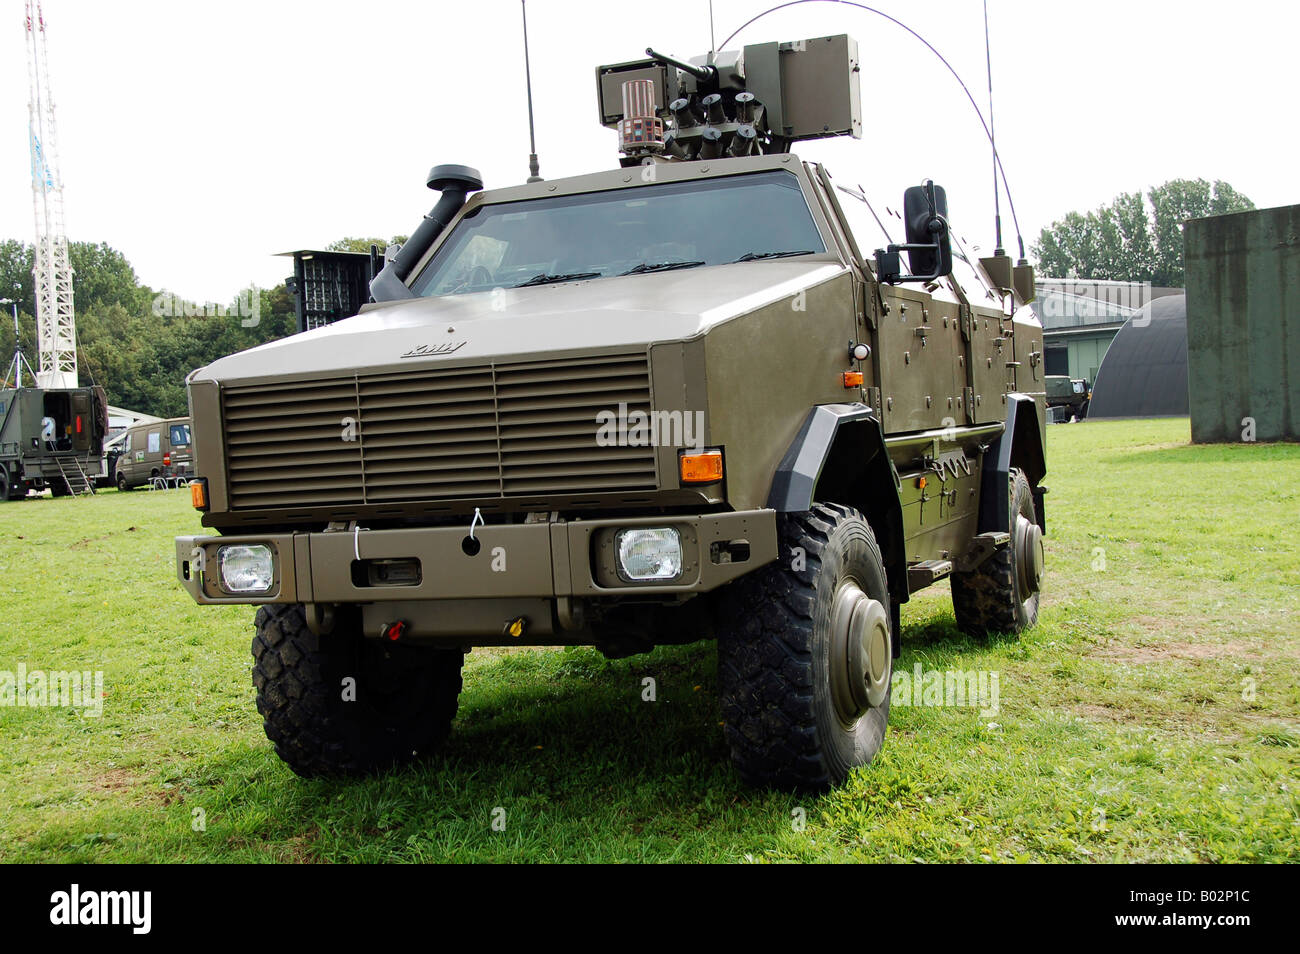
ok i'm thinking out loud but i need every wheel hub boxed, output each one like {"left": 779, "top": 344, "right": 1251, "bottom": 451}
{"left": 830, "top": 582, "right": 891, "bottom": 726}
{"left": 1014, "top": 514, "right": 1044, "bottom": 596}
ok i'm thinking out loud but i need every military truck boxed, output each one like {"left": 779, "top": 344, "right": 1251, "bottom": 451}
{"left": 0, "top": 385, "right": 108, "bottom": 499}
{"left": 175, "top": 33, "right": 1047, "bottom": 790}
{"left": 1045, "top": 375, "right": 1090, "bottom": 421}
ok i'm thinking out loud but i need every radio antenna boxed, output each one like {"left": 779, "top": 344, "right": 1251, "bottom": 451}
{"left": 709, "top": 0, "right": 717, "bottom": 52}
{"left": 984, "top": 0, "right": 1004, "bottom": 257}
{"left": 521, "top": 0, "right": 542, "bottom": 182}
{"left": 720, "top": 0, "right": 1027, "bottom": 263}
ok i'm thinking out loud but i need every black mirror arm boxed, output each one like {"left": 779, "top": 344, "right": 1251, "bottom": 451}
{"left": 873, "top": 214, "right": 951, "bottom": 285}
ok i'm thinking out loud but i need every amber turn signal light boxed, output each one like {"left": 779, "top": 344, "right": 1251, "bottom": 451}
{"left": 190, "top": 478, "right": 208, "bottom": 511}
{"left": 842, "top": 370, "right": 864, "bottom": 388}
{"left": 680, "top": 450, "right": 723, "bottom": 484}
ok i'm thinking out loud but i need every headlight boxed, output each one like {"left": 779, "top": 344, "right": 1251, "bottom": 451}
{"left": 615, "top": 527, "right": 682, "bottom": 582}
{"left": 218, "top": 544, "right": 274, "bottom": 593}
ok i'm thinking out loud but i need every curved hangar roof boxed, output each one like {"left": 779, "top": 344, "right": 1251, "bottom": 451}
{"left": 1088, "top": 294, "right": 1188, "bottom": 418}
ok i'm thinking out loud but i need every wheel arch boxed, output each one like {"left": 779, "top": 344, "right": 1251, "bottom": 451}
{"left": 767, "top": 404, "right": 908, "bottom": 606}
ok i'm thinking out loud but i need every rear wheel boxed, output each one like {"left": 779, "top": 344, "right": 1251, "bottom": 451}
{"left": 951, "top": 467, "right": 1043, "bottom": 636}
{"left": 49, "top": 478, "right": 71, "bottom": 497}
{"left": 251, "top": 603, "right": 464, "bottom": 778}
{"left": 0, "top": 465, "right": 22, "bottom": 501}
{"left": 717, "top": 503, "right": 892, "bottom": 791}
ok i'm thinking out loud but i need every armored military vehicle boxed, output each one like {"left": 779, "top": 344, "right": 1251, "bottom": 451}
{"left": 1045, "top": 374, "right": 1090, "bottom": 421}
{"left": 176, "top": 33, "right": 1047, "bottom": 790}
{"left": 0, "top": 385, "right": 108, "bottom": 499}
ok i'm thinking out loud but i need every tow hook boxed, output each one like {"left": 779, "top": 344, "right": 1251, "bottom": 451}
{"left": 380, "top": 619, "right": 409, "bottom": 642}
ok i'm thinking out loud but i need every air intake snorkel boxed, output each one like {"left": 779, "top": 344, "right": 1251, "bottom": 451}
{"left": 369, "top": 163, "right": 484, "bottom": 302}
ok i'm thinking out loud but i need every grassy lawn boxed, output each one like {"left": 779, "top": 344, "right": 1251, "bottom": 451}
{"left": 0, "top": 416, "right": 1296, "bottom": 863}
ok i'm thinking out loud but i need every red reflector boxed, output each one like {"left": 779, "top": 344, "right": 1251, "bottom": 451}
{"left": 75, "top": 415, "right": 82, "bottom": 434}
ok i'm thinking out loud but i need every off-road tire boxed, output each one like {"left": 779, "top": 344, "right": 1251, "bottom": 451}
{"left": 717, "top": 503, "right": 892, "bottom": 791}
{"left": 951, "top": 467, "right": 1042, "bottom": 636}
{"left": 0, "top": 465, "right": 21, "bottom": 501}
{"left": 251, "top": 603, "right": 464, "bottom": 778}
{"left": 49, "top": 478, "right": 71, "bottom": 497}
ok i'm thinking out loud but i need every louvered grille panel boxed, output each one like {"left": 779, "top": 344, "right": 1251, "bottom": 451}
{"left": 224, "top": 379, "right": 363, "bottom": 507}
{"left": 496, "top": 354, "right": 657, "bottom": 495}
{"left": 358, "top": 366, "right": 500, "bottom": 501}
{"left": 220, "top": 352, "right": 657, "bottom": 509}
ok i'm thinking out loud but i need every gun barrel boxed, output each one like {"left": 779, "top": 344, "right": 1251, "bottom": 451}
{"left": 645, "top": 47, "right": 713, "bottom": 82}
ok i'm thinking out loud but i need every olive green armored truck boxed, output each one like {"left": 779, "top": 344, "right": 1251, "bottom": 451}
{"left": 176, "top": 34, "right": 1047, "bottom": 790}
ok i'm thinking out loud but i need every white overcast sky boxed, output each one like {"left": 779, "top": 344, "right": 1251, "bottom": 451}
{"left": 1, "top": 0, "right": 1295, "bottom": 303}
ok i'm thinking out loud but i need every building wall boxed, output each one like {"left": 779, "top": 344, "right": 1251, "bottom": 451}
{"left": 1185, "top": 204, "right": 1300, "bottom": 442}
{"left": 1044, "top": 329, "right": 1119, "bottom": 382}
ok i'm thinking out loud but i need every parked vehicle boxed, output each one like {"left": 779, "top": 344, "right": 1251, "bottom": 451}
{"left": 0, "top": 385, "right": 107, "bottom": 499}
{"left": 1045, "top": 375, "right": 1091, "bottom": 420}
{"left": 116, "top": 417, "right": 193, "bottom": 490}
{"left": 175, "top": 33, "right": 1047, "bottom": 790}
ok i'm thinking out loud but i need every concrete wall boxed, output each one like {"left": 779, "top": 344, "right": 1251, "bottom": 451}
{"left": 1185, "top": 204, "right": 1300, "bottom": 442}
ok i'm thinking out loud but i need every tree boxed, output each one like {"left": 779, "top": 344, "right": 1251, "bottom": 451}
{"left": 1032, "top": 178, "right": 1254, "bottom": 285}
{"left": 325, "top": 235, "right": 407, "bottom": 254}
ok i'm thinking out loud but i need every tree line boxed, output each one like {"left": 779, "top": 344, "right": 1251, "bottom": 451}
{"left": 1032, "top": 178, "right": 1254, "bottom": 286}
{"left": 0, "top": 238, "right": 297, "bottom": 418}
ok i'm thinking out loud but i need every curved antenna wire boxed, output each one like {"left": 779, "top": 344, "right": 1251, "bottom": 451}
{"left": 720, "top": 0, "right": 1026, "bottom": 261}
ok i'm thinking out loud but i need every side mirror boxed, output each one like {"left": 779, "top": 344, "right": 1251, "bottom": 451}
{"left": 902, "top": 182, "right": 951, "bottom": 278}
{"left": 873, "top": 180, "right": 953, "bottom": 284}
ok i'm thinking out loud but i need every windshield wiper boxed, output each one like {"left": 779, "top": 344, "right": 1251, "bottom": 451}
{"left": 621, "top": 260, "right": 706, "bottom": 275}
{"left": 513, "top": 271, "right": 601, "bottom": 287}
{"left": 733, "top": 249, "right": 815, "bottom": 262}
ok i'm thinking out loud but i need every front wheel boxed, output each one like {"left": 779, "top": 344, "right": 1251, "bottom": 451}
{"left": 717, "top": 504, "right": 893, "bottom": 791}
{"left": 116, "top": 471, "right": 130, "bottom": 492}
{"left": 251, "top": 604, "right": 464, "bottom": 778}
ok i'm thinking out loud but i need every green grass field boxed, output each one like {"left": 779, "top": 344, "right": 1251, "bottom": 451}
{"left": 1, "top": 417, "right": 1296, "bottom": 863}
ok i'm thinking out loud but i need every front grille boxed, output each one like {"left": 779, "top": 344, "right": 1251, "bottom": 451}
{"left": 222, "top": 352, "right": 656, "bottom": 510}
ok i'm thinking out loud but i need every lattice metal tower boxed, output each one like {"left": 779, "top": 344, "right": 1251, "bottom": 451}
{"left": 24, "top": 0, "right": 76, "bottom": 389}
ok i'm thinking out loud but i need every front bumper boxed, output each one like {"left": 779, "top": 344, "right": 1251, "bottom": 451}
{"left": 176, "top": 510, "right": 777, "bottom": 634}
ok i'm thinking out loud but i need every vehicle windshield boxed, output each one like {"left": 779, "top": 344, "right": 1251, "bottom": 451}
{"left": 410, "top": 170, "right": 826, "bottom": 298}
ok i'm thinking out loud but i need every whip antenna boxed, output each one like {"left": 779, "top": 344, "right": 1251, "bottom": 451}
{"left": 521, "top": 0, "right": 542, "bottom": 182}
{"left": 984, "top": 0, "right": 1003, "bottom": 257}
